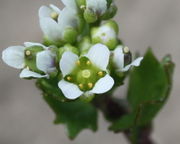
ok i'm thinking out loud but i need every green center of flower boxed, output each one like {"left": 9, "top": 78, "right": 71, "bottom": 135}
{"left": 82, "top": 69, "right": 91, "bottom": 78}
{"left": 65, "top": 57, "right": 106, "bottom": 91}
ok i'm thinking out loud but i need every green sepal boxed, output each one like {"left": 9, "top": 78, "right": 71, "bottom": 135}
{"left": 106, "top": 0, "right": 113, "bottom": 8}
{"left": 109, "top": 49, "right": 175, "bottom": 132}
{"left": 63, "top": 28, "right": 78, "bottom": 44}
{"left": 105, "top": 20, "right": 119, "bottom": 34}
{"left": 78, "top": 36, "right": 92, "bottom": 55}
{"left": 58, "top": 44, "right": 79, "bottom": 60}
{"left": 80, "top": 93, "right": 95, "bottom": 102}
{"left": 77, "top": 15, "right": 86, "bottom": 33}
{"left": 84, "top": 9, "right": 98, "bottom": 23}
{"left": 101, "top": 4, "right": 117, "bottom": 20}
{"left": 43, "top": 94, "right": 98, "bottom": 139}
{"left": 24, "top": 46, "right": 44, "bottom": 74}
{"left": 43, "top": 36, "right": 64, "bottom": 47}
{"left": 76, "top": 0, "right": 86, "bottom": 8}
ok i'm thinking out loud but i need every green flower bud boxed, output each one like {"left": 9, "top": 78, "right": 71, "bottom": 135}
{"left": 91, "top": 20, "right": 119, "bottom": 50}
{"left": 43, "top": 36, "right": 64, "bottom": 47}
{"left": 101, "top": 4, "right": 117, "bottom": 20}
{"left": 77, "top": 16, "right": 86, "bottom": 33}
{"left": 58, "top": 44, "right": 79, "bottom": 60}
{"left": 105, "top": 20, "right": 119, "bottom": 34}
{"left": 76, "top": 0, "right": 86, "bottom": 9}
{"left": 63, "top": 27, "right": 78, "bottom": 44}
{"left": 84, "top": 9, "right": 98, "bottom": 23}
{"left": 78, "top": 36, "right": 92, "bottom": 55}
{"left": 24, "top": 46, "right": 44, "bottom": 73}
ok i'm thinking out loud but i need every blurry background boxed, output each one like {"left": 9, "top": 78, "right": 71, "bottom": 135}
{"left": 0, "top": 0, "right": 180, "bottom": 143}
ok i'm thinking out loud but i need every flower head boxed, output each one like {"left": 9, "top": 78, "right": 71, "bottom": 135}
{"left": 58, "top": 43, "right": 114, "bottom": 100}
{"left": 2, "top": 42, "right": 56, "bottom": 78}
{"left": 91, "top": 20, "right": 119, "bottom": 50}
{"left": 39, "top": 4, "right": 80, "bottom": 45}
{"left": 112, "top": 45, "right": 143, "bottom": 72}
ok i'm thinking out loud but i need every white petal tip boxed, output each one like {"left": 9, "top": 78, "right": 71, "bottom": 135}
{"left": 58, "top": 80, "right": 83, "bottom": 100}
{"left": 90, "top": 74, "right": 114, "bottom": 94}
{"left": 19, "top": 68, "right": 47, "bottom": 78}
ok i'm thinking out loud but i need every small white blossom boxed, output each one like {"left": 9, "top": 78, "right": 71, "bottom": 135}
{"left": 113, "top": 45, "right": 144, "bottom": 72}
{"left": 39, "top": 4, "right": 79, "bottom": 43}
{"left": 2, "top": 42, "right": 55, "bottom": 78}
{"left": 58, "top": 43, "right": 114, "bottom": 100}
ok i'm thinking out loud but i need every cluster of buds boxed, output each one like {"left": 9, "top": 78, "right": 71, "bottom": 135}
{"left": 2, "top": 0, "right": 143, "bottom": 100}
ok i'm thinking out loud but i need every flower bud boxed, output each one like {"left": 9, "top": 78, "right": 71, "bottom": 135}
{"left": 84, "top": 9, "right": 98, "bottom": 23}
{"left": 91, "top": 20, "right": 119, "bottom": 50}
{"left": 43, "top": 36, "right": 63, "bottom": 47}
{"left": 76, "top": 0, "right": 86, "bottom": 8}
{"left": 58, "top": 44, "right": 79, "bottom": 60}
{"left": 78, "top": 36, "right": 92, "bottom": 55}
{"left": 101, "top": 3, "right": 117, "bottom": 20}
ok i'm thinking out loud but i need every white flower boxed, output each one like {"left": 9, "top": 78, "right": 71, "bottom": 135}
{"left": 58, "top": 43, "right": 114, "bottom": 100}
{"left": 39, "top": 4, "right": 79, "bottom": 43}
{"left": 61, "top": 0, "right": 107, "bottom": 15}
{"left": 2, "top": 42, "right": 55, "bottom": 78}
{"left": 113, "top": 45, "right": 144, "bottom": 72}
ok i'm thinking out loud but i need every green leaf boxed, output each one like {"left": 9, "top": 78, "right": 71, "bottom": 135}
{"left": 44, "top": 94, "right": 98, "bottom": 139}
{"left": 36, "top": 78, "right": 98, "bottom": 139}
{"left": 110, "top": 49, "right": 174, "bottom": 131}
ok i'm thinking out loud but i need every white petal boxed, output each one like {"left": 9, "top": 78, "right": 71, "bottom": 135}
{"left": 122, "top": 57, "right": 144, "bottom": 72}
{"left": 61, "top": 0, "right": 77, "bottom": 10}
{"left": 86, "top": 0, "right": 107, "bottom": 15}
{"left": 39, "top": 5, "right": 53, "bottom": 18}
{"left": 58, "top": 7, "right": 77, "bottom": 30}
{"left": 86, "top": 44, "right": 110, "bottom": 70}
{"left": 58, "top": 80, "right": 83, "bottom": 100}
{"left": 113, "top": 46, "right": 124, "bottom": 70}
{"left": 19, "top": 68, "right": 47, "bottom": 78}
{"left": 2, "top": 46, "right": 25, "bottom": 69}
{"left": 60, "top": 51, "right": 78, "bottom": 77}
{"left": 24, "top": 42, "right": 48, "bottom": 50}
{"left": 36, "top": 50, "right": 55, "bottom": 73}
{"left": 40, "top": 17, "right": 62, "bottom": 42}
{"left": 90, "top": 74, "right": 114, "bottom": 94}
{"left": 49, "top": 4, "right": 61, "bottom": 13}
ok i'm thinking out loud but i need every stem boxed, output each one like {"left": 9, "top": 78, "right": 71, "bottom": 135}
{"left": 92, "top": 94, "right": 155, "bottom": 144}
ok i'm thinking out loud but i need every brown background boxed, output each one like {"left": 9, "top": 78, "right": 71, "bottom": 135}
{"left": 0, "top": 0, "right": 180, "bottom": 143}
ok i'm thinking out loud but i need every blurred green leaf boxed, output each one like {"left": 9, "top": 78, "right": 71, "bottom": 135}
{"left": 110, "top": 49, "right": 174, "bottom": 131}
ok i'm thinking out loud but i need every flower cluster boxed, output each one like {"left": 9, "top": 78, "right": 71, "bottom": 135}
{"left": 2, "top": 0, "right": 143, "bottom": 100}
